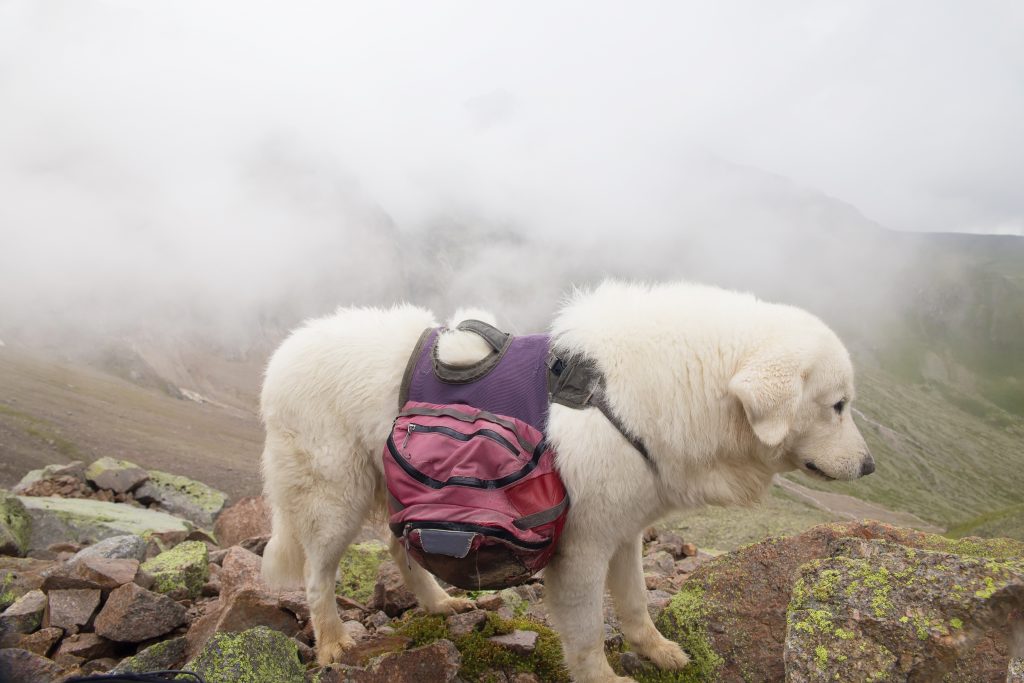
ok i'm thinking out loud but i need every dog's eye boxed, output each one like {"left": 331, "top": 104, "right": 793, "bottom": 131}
{"left": 833, "top": 399, "right": 846, "bottom": 414}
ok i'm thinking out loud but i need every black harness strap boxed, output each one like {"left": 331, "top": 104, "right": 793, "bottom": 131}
{"left": 546, "top": 350, "right": 654, "bottom": 468}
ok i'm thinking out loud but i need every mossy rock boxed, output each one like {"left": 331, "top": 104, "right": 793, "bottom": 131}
{"left": 636, "top": 582, "right": 724, "bottom": 682}
{"left": 0, "top": 492, "right": 30, "bottom": 557}
{"left": 186, "top": 625, "right": 305, "bottom": 683}
{"left": 111, "top": 636, "right": 187, "bottom": 673}
{"left": 85, "top": 456, "right": 149, "bottom": 492}
{"left": 337, "top": 541, "right": 389, "bottom": 604}
{"left": 134, "top": 470, "right": 228, "bottom": 528}
{"left": 785, "top": 538, "right": 1024, "bottom": 682}
{"left": 395, "top": 610, "right": 570, "bottom": 682}
{"left": 141, "top": 540, "right": 209, "bottom": 599}
{"left": 17, "top": 495, "right": 192, "bottom": 553}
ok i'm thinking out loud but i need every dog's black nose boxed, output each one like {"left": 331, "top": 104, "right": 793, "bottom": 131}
{"left": 860, "top": 458, "right": 875, "bottom": 476}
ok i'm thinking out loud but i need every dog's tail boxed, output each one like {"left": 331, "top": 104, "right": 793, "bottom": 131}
{"left": 261, "top": 508, "right": 306, "bottom": 590}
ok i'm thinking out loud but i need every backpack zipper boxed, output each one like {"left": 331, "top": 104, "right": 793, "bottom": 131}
{"left": 405, "top": 423, "right": 519, "bottom": 456}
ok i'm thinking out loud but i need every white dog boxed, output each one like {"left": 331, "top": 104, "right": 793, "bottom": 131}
{"left": 259, "top": 281, "right": 873, "bottom": 683}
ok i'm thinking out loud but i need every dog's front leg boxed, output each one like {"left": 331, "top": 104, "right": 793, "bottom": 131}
{"left": 608, "top": 535, "right": 690, "bottom": 670}
{"left": 545, "top": 539, "right": 632, "bottom": 683}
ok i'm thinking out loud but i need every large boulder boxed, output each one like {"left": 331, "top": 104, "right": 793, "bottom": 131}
{"left": 141, "top": 540, "right": 209, "bottom": 599}
{"left": 134, "top": 470, "right": 228, "bottom": 528}
{"left": 784, "top": 538, "right": 1024, "bottom": 682}
{"left": 0, "top": 492, "right": 30, "bottom": 557}
{"left": 654, "top": 521, "right": 1024, "bottom": 682}
{"left": 85, "top": 457, "right": 149, "bottom": 493}
{"left": 17, "top": 496, "right": 191, "bottom": 552}
{"left": 186, "top": 625, "right": 305, "bottom": 683}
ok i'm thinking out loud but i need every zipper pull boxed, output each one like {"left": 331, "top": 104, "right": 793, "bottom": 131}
{"left": 402, "top": 424, "right": 415, "bottom": 450}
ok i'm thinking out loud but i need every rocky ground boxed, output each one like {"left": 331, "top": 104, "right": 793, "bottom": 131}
{"left": 1, "top": 458, "right": 1022, "bottom": 682}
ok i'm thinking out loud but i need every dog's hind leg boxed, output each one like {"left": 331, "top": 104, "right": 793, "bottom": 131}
{"left": 607, "top": 535, "right": 689, "bottom": 670}
{"left": 387, "top": 536, "right": 474, "bottom": 614}
{"left": 545, "top": 536, "right": 631, "bottom": 683}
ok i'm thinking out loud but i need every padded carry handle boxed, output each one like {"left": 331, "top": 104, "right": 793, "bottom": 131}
{"left": 455, "top": 319, "right": 509, "bottom": 352}
{"left": 432, "top": 320, "right": 513, "bottom": 384}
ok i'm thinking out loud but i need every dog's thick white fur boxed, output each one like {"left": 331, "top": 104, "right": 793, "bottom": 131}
{"left": 260, "top": 281, "right": 872, "bottom": 682}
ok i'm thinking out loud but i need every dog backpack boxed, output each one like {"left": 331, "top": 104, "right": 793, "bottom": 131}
{"left": 383, "top": 321, "right": 568, "bottom": 590}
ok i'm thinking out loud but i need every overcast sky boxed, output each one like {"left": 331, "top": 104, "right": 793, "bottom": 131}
{"left": 1, "top": 1, "right": 1022, "bottom": 334}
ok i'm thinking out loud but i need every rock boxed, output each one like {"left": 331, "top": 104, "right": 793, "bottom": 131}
{"left": 219, "top": 546, "right": 262, "bottom": 599}
{"left": 134, "top": 470, "right": 228, "bottom": 528}
{"left": 141, "top": 540, "right": 209, "bottom": 599}
{"left": 213, "top": 497, "right": 272, "bottom": 548}
{"left": 1010, "top": 658, "right": 1024, "bottom": 683}
{"left": 338, "top": 541, "right": 389, "bottom": 605}
{"left": 0, "top": 493, "right": 30, "bottom": 558}
{"left": 652, "top": 531, "right": 688, "bottom": 559}
{"left": 645, "top": 589, "right": 673, "bottom": 622}
{"left": 215, "top": 588, "right": 300, "bottom": 636}
{"left": 111, "top": 635, "right": 187, "bottom": 673}
{"left": 365, "top": 610, "right": 391, "bottom": 629}
{"left": 0, "top": 589, "right": 46, "bottom": 637}
{"left": 71, "top": 534, "right": 148, "bottom": 562}
{"left": 17, "top": 496, "right": 191, "bottom": 552}
{"left": 17, "top": 626, "right": 62, "bottom": 656}
{"left": 345, "top": 638, "right": 461, "bottom": 683}
{"left": 656, "top": 520, "right": 1024, "bottom": 683}
{"left": 279, "top": 591, "right": 311, "bottom": 621}
{"left": 784, "top": 537, "right": 1024, "bottom": 682}
{"left": 85, "top": 457, "right": 149, "bottom": 493}
{"left": 42, "top": 557, "right": 139, "bottom": 592}
{"left": 55, "top": 632, "right": 116, "bottom": 661}
{"left": 371, "top": 562, "right": 417, "bottom": 617}
{"left": 344, "top": 620, "right": 369, "bottom": 640}
{"left": 18, "top": 475, "right": 95, "bottom": 499}
{"left": 186, "top": 625, "right": 305, "bottom": 683}
{"left": 446, "top": 608, "right": 488, "bottom": 637}
{"left": 337, "top": 633, "right": 412, "bottom": 666}
{"left": 619, "top": 651, "right": 656, "bottom": 676}
{"left": 476, "top": 593, "right": 505, "bottom": 611}
{"left": 642, "top": 550, "right": 676, "bottom": 576}
{"left": 240, "top": 535, "right": 269, "bottom": 556}
{"left": 13, "top": 461, "right": 87, "bottom": 493}
{"left": 93, "top": 582, "right": 187, "bottom": 642}
{"left": 45, "top": 588, "right": 101, "bottom": 632}
{"left": 0, "top": 647, "right": 65, "bottom": 683}
{"left": 0, "top": 557, "right": 51, "bottom": 612}
{"left": 82, "top": 657, "right": 119, "bottom": 674}
{"left": 488, "top": 629, "right": 538, "bottom": 655}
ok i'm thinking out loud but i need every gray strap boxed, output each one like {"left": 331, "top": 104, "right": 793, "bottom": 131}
{"left": 547, "top": 350, "right": 653, "bottom": 467}
{"left": 456, "top": 319, "right": 509, "bottom": 352}
{"left": 432, "top": 321, "right": 513, "bottom": 384}
{"left": 513, "top": 497, "right": 569, "bottom": 530}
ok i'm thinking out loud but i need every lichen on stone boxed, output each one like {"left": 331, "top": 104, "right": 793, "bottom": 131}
{"left": 0, "top": 491, "right": 30, "bottom": 557}
{"left": 141, "top": 539, "right": 209, "bottom": 599}
{"left": 185, "top": 625, "right": 305, "bottom": 683}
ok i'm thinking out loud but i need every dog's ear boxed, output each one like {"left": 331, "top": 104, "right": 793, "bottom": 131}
{"left": 728, "top": 356, "right": 804, "bottom": 447}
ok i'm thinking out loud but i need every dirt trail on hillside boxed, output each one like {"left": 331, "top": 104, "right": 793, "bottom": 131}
{"left": 776, "top": 476, "right": 944, "bottom": 533}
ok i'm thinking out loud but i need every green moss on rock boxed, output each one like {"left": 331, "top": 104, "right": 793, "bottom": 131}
{"left": 0, "top": 492, "right": 30, "bottom": 557}
{"left": 135, "top": 470, "right": 228, "bottom": 528}
{"left": 142, "top": 540, "right": 209, "bottom": 599}
{"left": 186, "top": 625, "right": 304, "bottom": 683}
{"left": 394, "top": 609, "right": 569, "bottom": 682}
{"left": 647, "top": 581, "right": 724, "bottom": 682}
{"left": 336, "top": 541, "right": 389, "bottom": 604}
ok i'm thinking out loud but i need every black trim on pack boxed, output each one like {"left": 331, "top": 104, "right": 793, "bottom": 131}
{"left": 386, "top": 435, "right": 545, "bottom": 490}
{"left": 399, "top": 406, "right": 536, "bottom": 453}
{"left": 406, "top": 423, "right": 518, "bottom": 455}
{"left": 398, "top": 327, "right": 433, "bottom": 409}
{"left": 395, "top": 520, "right": 553, "bottom": 550}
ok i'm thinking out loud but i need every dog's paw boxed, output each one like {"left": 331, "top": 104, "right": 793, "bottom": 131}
{"left": 315, "top": 635, "right": 354, "bottom": 666}
{"left": 637, "top": 636, "right": 690, "bottom": 670}
{"left": 425, "top": 596, "right": 476, "bottom": 615}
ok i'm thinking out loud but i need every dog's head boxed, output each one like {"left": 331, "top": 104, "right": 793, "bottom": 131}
{"left": 728, "top": 317, "right": 874, "bottom": 481}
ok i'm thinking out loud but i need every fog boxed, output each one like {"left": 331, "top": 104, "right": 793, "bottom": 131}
{"left": 1, "top": 1, "right": 1022, "bottom": 345}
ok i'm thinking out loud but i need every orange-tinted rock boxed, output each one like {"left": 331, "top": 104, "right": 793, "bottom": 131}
{"left": 213, "top": 497, "right": 271, "bottom": 548}
{"left": 93, "top": 582, "right": 186, "bottom": 643}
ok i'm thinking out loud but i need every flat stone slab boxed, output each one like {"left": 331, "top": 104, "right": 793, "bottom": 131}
{"left": 18, "top": 496, "right": 191, "bottom": 553}
{"left": 134, "top": 470, "right": 228, "bottom": 528}
{"left": 488, "top": 629, "right": 539, "bottom": 655}
{"left": 46, "top": 588, "right": 101, "bottom": 632}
